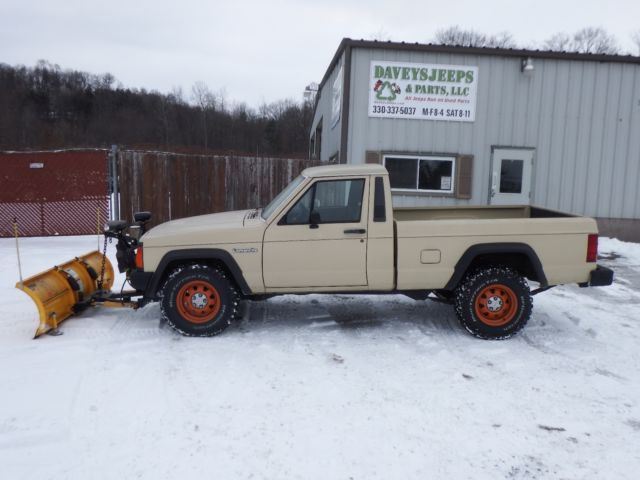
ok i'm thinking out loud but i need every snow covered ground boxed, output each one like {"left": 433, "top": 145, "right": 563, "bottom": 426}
{"left": 1, "top": 235, "right": 639, "bottom": 479}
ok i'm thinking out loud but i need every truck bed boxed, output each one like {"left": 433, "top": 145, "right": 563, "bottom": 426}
{"left": 392, "top": 205, "right": 596, "bottom": 290}
{"left": 393, "top": 205, "right": 575, "bottom": 221}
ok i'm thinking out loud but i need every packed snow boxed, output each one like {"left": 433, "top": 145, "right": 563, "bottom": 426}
{"left": 0, "top": 235, "right": 639, "bottom": 479}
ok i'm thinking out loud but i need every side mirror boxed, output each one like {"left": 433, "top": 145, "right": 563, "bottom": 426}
{"left": 134, "top": 211, "right": 152, "bottom": 223}
{"left": 107, "top": 220, "right": 128, "bottom": 233}
{"left": 133, "top": 211, "right": 152, "bottom": 235}
{"left": 309, "top": 210, "right": 321, "bottom": 229}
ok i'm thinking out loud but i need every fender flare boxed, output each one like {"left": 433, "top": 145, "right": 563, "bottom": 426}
{"left": 145, "top": 248, "right": 252, "bottom": 298}
{"left": 444, "top": 243, "right": 548, "bottom": 290}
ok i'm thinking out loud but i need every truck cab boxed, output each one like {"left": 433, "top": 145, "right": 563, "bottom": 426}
{"left": 259, "top": 164, "right": 394, "bottom": 291}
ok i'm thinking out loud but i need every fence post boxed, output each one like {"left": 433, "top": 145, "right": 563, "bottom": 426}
{"left": 110, "top": 144, "right": 120, "bottom": 220}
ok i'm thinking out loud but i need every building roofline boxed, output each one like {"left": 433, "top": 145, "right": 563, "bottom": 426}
{"left": 317, "top": 37, "right": 640, "bottom": 93}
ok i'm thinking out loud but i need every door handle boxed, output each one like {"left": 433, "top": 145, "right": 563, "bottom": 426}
{"left": 344, "top": 228, "right": 366, "bottom": 234}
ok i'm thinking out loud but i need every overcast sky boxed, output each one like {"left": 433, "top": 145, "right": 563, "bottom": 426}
{"left": 1, "top": 0, "right": 639, "bottom": 107}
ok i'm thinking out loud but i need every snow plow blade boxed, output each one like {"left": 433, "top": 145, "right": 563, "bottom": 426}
{"left": 15, "top": 251, "right": 115, "bottom": 338}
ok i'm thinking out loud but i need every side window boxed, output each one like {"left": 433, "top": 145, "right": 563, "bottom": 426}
{"left": 281, "top": 179, "right": 365, "bottom": 225}
{"left": 282, "top": 186, "right": 313, "bottom": 225}
{"left": 315, "top": 179, "right": 364, "bottom": 223}
{"left": 373, "top": 177, "right": 386, "bottom": 222}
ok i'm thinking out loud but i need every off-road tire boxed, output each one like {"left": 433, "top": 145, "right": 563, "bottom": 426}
{"left": 454, "top": 267, "right": 532, "bottom": 340}
{"left": 160, "top": 264, "right": 239, "bottom": 336}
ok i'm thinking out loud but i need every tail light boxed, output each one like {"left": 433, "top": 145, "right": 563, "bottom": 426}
{"left": 587, "top": 234, "right": 598, "bottom": 263}
{"left": 135, "top": 246, "right": 144, "bottom": 269}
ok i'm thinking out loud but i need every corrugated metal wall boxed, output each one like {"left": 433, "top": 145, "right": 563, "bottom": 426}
{"left": 342, "top": 48, "right": 640, "bottom": 219}
{"left": 118, "top": 151, "right": 313, "bottom": 228}
{"left": 311, "top": 52, "right": 345, "bottom": 163}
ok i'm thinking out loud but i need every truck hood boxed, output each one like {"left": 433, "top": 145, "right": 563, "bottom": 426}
{"left": 141, "top": 210, "right": 263, "bottom": 247}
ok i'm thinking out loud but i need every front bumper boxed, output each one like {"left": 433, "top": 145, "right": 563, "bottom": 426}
{"left": 580, "top": 265, "right": 614, "bottom": 287}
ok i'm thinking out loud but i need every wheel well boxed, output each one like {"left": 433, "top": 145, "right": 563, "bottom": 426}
{"left": 147, "top": 249, "right": 252, "bottom": 299}
{"left": 445, "top": 244, "right": 548, "bottom": 291}
{"left": 160, "top": 259, "right": 237, "bottom": 291}
{"left": 466, "top": 253, "right": 540, "bottom": 282}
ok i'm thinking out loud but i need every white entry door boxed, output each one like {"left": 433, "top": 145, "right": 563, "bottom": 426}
{"left": 490, "top": 148, "right": 534, "bottom": 205}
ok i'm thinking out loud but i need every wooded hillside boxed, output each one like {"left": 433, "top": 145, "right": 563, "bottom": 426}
{"left": 0, "top": 61, "right": 313, "bottom": 156}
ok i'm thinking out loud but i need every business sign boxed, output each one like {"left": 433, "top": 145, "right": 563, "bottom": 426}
{"left": 368, "top": 61, "right": 478, "bottom": 122}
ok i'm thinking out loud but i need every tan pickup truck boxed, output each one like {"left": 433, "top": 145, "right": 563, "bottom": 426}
{"left": 120, "top": 164, "right": 613, "bottom": 339}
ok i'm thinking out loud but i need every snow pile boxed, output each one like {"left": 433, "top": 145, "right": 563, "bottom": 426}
{"left": 600, "top": 236, "right": 640, "bottom": 259}
{"left": 0, "top": 235, "right": 639, "bottom": 479}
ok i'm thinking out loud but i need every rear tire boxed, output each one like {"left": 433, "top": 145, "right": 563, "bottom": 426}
{"left": 454, "top": 267, "right": 532, "bottom": 340}
{"left": 160, "top": 264, "right": 238, "bottom": 336}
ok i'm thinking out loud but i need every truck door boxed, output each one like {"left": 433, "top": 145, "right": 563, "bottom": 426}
{"left": 262, "top": 176, "right": 369, "bottom": 288}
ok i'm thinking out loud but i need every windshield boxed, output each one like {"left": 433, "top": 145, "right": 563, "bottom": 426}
{"left": 261, "top": 175, "right": 305, "bottom": 220}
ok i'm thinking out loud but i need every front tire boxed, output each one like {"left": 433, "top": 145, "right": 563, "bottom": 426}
{"left": 454, "top": 267, "right": 532, "bottom": 340}
{"left": 160, "top": 264, "right": 238, "bottom": 336}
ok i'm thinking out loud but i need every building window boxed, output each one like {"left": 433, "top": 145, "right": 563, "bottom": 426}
{"left": 309, "top": 134, "right": 316, "bottom": 160}
{"left": 499, "top": 159, "right": 524, "bottom": 194}
{"left": 384, "top": 154, "right": 455, "bottom": 193}
{"left": 314, "top": 122, "right": 322, "bottom": 160}
{"left": 309, "top": 119, "right": 322, "bottom": 160}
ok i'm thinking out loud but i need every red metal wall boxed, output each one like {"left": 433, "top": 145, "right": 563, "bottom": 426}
{"left": 0, "top": 150, "right": 109, "bottom": 237}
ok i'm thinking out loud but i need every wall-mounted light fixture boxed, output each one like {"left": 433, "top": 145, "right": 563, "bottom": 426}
{"left": 304, "top": 82, "right": 319, "bottom": 101}
{"left": 521, "top": 57, "right": 534, "bottom": 74}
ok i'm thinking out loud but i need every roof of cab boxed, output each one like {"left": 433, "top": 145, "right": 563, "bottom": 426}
{"left": 302, "top": 164, "right": 388, "bottom": 178}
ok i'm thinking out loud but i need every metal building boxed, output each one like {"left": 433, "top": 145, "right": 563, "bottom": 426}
{"left": 310, "top": 39, "right": 640, "bottom": 238}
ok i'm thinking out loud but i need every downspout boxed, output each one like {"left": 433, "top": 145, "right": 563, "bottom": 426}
{"left": 339, "top": 43, "right": 352, "bottom": 164}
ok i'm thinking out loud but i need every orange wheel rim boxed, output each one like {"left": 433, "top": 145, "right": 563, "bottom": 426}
{"left": 176, "top": 280, "right": 221, "bottom": 324}
{"left": 473, "top": 283, "right": 518, "bottom": 327}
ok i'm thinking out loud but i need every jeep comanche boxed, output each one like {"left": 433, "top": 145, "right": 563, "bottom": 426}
{"left": 119, "top": 164, "right": 613, "bottom": 339}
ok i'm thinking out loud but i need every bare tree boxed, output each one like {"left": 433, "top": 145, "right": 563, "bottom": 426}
{"left": 488, "top": 32, "right": 516, "bottom": 49}
{"left": 543, "top": 33, "right": 572, "bottom": 51}
{"left": 573, "top": 27, "right": 619, "bottom": 54}
{"left": 216, "top": 87, "right": 228, "bottom": 112}
{"left": 191, "top": 81, "right": 216, "bottom": 150}
{"left": 543, "top": 27, "right": 619, "bottom": 54}
{"left": 370, "top": 28, "right": 391, "bottom": 42}
{"left": 632, "top": 31, "right": 640, "bottom": 56}
{"left": 191, "top": 81, "right": 216, "bottom": 110}
{"left": 170, "top": 86, "right": 186, "bottom": 105}
{"left": 434, "top": 26, "right": 484, "bottom": 47}
{"left": 433, "top": 26, "right": 516, "bottom": 48}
